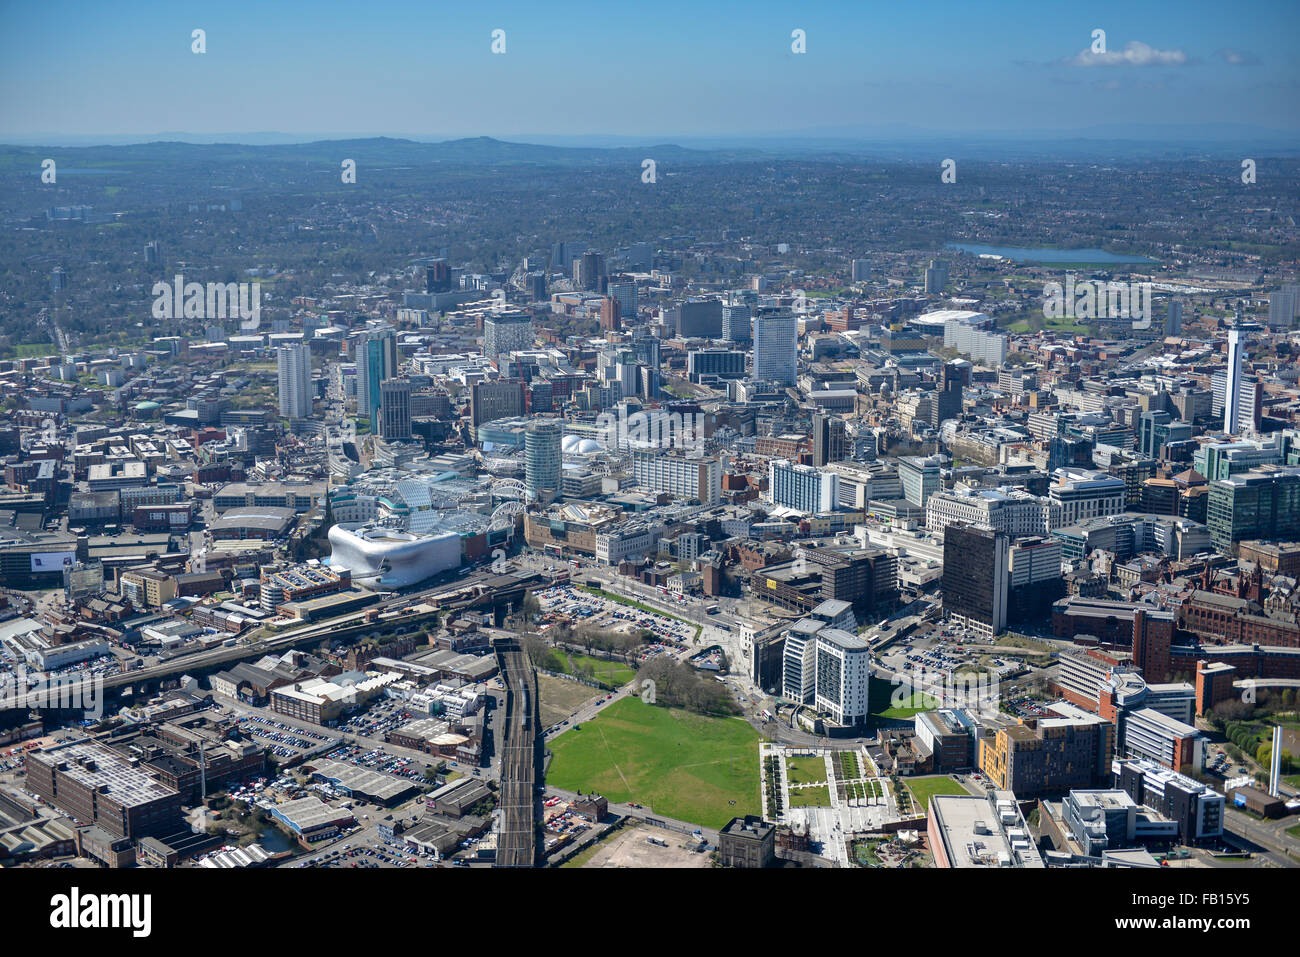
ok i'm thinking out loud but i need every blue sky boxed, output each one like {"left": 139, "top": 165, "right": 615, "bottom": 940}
{"left": 2, "top": 0, "right": 1297, "bottom": 142}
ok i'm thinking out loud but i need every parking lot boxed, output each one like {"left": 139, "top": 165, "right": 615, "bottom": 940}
{"left": 215, "top": 696, "right": 456, "bottom": 776}
{"left": 234, "top": 714, "right": 339, "bottom": 761}
{"left": 1003, "top": 696, "right": 1050, "bottom": 719}
{"left": 320, "top": 742, "right": 432, "bottom": 782}
{"left": 291, "top": 832, "right": 441, "bottom": 869}
{"left": 227, "top": 771, "right": 443, "bottom": 869}
{"left": 1203, "top": 744, "right": 1250, "bottom": 779}
{"left": 337, "top": 697, "right": 417, "bottom": 737}
{"left": 541, "top": 796, "right": 596, "bottom": 855}
{"left": 0, "top": 745, "right": 30, "bottom": 774}
{"left": 534, "top": 584, "right": 696, "bottom": 656}
{"left": 876, "top": 619, "right": 1039, "bottom": 698}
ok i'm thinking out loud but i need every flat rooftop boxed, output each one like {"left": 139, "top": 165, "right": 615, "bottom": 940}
{"left": 1070, "top": 789, "right": 1138, "bottom": 811}
{"left": 308, "top": 758, "right": 417, "bottom": 803}
{"left": 32, "top": 740, "right": 177, "bottom": 807}
{"left": 931, "top": 790, "right": 1044, "bottom": 869}
{"left": 271, "top": 796, "right": 354, "bottom": 831}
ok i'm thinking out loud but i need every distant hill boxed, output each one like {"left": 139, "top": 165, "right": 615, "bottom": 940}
{"left": 5, "top": 123, "right": 1298, "bottom": 162}
{"left": 0, "top": 136, "right": 773, "bottom": 169}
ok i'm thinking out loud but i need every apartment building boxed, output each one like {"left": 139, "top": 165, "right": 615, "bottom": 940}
{"left": 633, "top": 451, "right": 722, "bottom": 505}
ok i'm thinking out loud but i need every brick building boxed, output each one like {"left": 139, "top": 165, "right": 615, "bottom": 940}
{"left": 718, "top": 815, "right": 776, "bottom": 868}
{"left": 27, "top": 741, "right": 184, "bottom": 841}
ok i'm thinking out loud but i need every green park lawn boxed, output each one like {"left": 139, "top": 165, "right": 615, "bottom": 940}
{"left": 788, "top": 785, "right": 832, "bottom": 808}
{"left": 553, "top": 652, "right": 637, "bottom": 688}
{"left": 546, "top": 696, "right": 760, "bottom": 830}
{"left": 869, "top": 676, "right": 939, "bottom": 720}
{"left": 905, "top": 775, "right": 970, "bottom": 812}
{"left": 784, "top": 755, "right": 829, "bottom": 786}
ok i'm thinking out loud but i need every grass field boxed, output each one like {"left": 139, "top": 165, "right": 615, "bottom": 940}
{"left": 878, "top": 692, "right": 939, "bottom": 719}
{"left": 785, "top": 755, "right": 829, "bottom": 786}
{"left": 1003, "top": 317, "right": 1093, "bottom": 334}
{"left": 997, "top": 633, "right": 1056, "bottom": 653}
{"left": 537, "top": 674, "right": 601, "bottom": 728}
{"left": 788, "top": 785, "right": 831, "bottom": 808}
{"left": 546, "top": 696, "right": 760, "bottom": 830}
{"left": 556, "top": 653, "right": 637, "bottom": 688}
{"left": 869, "top": 676, "right": 939, "bottom": 720}
{"left": 905, "top": 775, "right": 969, "bottom": 812}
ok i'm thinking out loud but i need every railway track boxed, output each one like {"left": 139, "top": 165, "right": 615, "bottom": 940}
{"left": 493, "top": 637, "right": 540, "bottom": 867}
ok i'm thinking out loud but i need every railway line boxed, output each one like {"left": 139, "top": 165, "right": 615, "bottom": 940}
{"left": 493, "top": 636, "right": 540, "bottom": 868}
{"left": 14, "top": 568, "right": 543, "bottom": 711}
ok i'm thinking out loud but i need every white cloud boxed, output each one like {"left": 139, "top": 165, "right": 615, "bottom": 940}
{"left": 1216, "top": 48, "right": 1260, "bottom": 66}
{"left": 1066, "top": 41, "right": 1188, "bottom": 68}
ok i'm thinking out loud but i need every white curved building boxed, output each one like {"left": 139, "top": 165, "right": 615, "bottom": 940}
{"left": 561, "top": 435, "right": 602, "bottom": 455}
{"left": 326, "top": 523, "right": 461, "bottom": 589}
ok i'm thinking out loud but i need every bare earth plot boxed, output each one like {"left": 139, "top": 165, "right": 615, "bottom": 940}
{"left": 576, "top": 823, "right": 710, "bottom": 868}
{"left": 538, "top": 674, "right": 602, "bottom": 728}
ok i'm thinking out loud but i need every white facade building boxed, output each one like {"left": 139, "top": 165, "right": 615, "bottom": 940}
{"left": 782, "top": 629, "right": 817, "bottom": 703}
{"left": 1222, "top": 329, "right": 1248, "bottom": 434}
{"left": 752, "top": 311, "right": 797, "bottom": 384}
{"left": 943, "top": 319, "right": 1007, "bottom": 366}
{"left": 769, "top": 459, "right": 838, "bottom": 513}
{"left": 1049, "top": 468, "right": 1126, "bottom": 526}
{"left": 632, "top": 452, "right": 721, "bottom": 505}
{"left": 327, "top": 524, "right": 461, "bottom": 589}
{"left": 926, "top": 487, "right": 1061, "bottom": 537}
{"left": 277, "top": 343, "right": 313, "bottom": 420}
{"left": 814, "top": 628, "right": 871, "bottom": 726}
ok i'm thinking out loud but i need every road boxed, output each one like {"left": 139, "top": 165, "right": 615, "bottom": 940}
{"left": 1223, "top": 808, "right": 1300, "bottom": 867}
{"left": 542, "top": 782, "right": 720, "bottom": 847}
{"left": 41, "top": 584, "right": 450, "bottom": 705}
{"left": 208, "top": 691, "right": 481, "bottom": 775}
{"left": 540, "top": 682, "right": 631, "bottom": 739}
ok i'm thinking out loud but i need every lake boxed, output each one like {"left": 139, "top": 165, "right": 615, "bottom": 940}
{"left": 945, "top": 242, "right": 1157, "bottom": 265}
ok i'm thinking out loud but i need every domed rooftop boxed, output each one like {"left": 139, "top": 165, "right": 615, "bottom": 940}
{"left": 562, "top": 435, "right": 602, "bottom": 454}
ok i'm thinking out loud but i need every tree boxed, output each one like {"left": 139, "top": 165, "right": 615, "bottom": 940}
{"left": 1257, "top": 743, "right": 1296, "bottom": 774}
{"left": 519, "top": 591, "right": 541, "bottom": 620}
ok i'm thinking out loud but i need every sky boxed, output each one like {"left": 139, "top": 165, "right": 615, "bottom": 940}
{"left": 2, "top": 0, "right": 1298, "bottom": 144}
